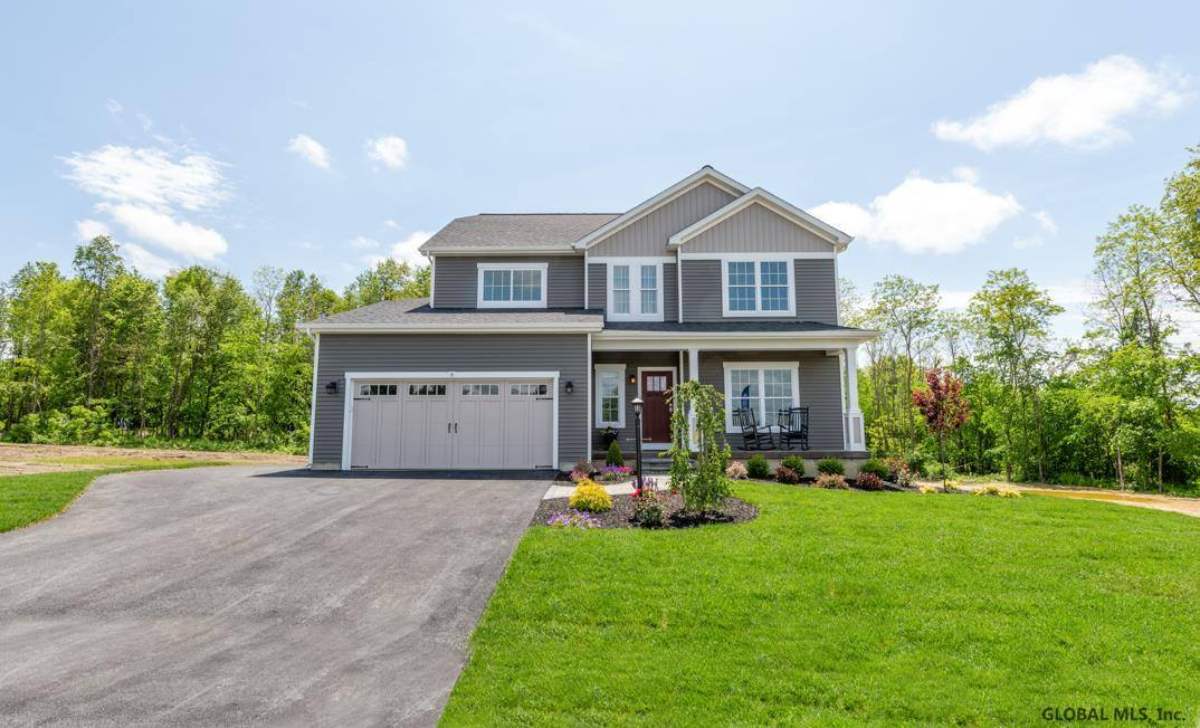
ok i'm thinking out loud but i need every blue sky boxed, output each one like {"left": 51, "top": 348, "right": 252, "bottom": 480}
{"left": 3, "top": 1, "right": 1199, "bottom": 339}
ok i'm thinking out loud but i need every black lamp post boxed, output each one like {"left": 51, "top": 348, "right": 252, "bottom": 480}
{"left": 631, "top": 397, "right": 644, "bottom": 492}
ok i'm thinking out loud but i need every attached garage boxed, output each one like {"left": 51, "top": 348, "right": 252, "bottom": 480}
{"left": 343, "top": 372, "right": 558, "bottom": 470}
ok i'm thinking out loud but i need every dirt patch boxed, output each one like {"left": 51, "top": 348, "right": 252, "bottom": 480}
{"left": 532, "top": 492, "right": 757, "bottom": 529}
{"left": 0, "top": 443, "right": 303, "bottom": 476}
{"left": 1020, "top": 487, "right": 1200, "bottom": 519}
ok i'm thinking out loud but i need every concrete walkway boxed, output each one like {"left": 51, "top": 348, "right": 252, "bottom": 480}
{"left": 0, "top": 466, "right": 549, "bottom": 727}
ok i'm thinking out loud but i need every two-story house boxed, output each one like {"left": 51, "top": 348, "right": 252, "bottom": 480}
{"left": 300, "top": 166, "right": 876, "bottom": 472}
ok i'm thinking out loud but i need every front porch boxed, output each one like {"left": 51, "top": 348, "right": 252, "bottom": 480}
{"left": 588, "top": 330, "right": 869, "bottom": 465}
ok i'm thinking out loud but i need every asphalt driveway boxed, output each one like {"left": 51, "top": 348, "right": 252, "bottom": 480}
{"left": 0, "top": 466, "right": 550, "bottom": 727}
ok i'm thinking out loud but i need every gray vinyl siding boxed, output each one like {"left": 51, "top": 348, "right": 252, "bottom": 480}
{"left": 312, "top": 333, "right": 589, "bottom": 467}
{"left": 699, "top": 350, "right": 845, "bottom": 450}
{"left": 432, "top": 255, "right": 584, "bottom": 308}
{"left": 592, "top": 351, "right": 680, "bottom": 454}
{"left": 587, "top": 263, "right": 605, "bottom": 310}
{"left": 588, "top": 182, "right": 737, "bottom": 257}
{"left": 681, "top": 259, "right": 837, "bottom": 324}
{"left": 587, "top": 262, "right": 678, "bottom": 321}
{"left": 685, "top": 203, "right": 836, "bottom": 253}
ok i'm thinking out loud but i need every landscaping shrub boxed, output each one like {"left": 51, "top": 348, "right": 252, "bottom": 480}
{"left": 746, "top": 454, "right": 771, "bottom": 479}
{"left": 918, "top": 484, "right": 938, "bottom": 494}
{"left": 926, "top": 461, "right": 957, "bottom": 481}
{"left": 815, "top": 473, "right": 848, "bottom": 489}
{"left": 780, "top": 455, "right": 806, "bottom": 474}
{"left": 568, "top": 480, "right": 613, "bottom": 512}
{"left": 725, "top": 461, "right": 748, "bottom": 479}
{"left": 885, "top": 456, "right": 912, "bottom": 486}
{"left": 568, "top": 468, "right": 591, "bottom": 483}
{"left": 943, "top": 479, "right": 963, "bottom": 493}
{"left": 7, "top": 404, "right": 121, "bottom": 446}
{"left": 974, "top": 484, "right": 1022, "bottom": 498}
{"left": 907, "top": 455, "right": 927, "bottom": 477}
{"left": 606, "top": 440, "right": 625, "bottom": 467}
{"left": 631, "top": 491, "right": 666, "bottom": 528}
{"left": 855, "top": 472, "right": 886, "bottom": 491}
{"left": 547, "top": 510, "right": 601, "bottom": 529}
{"left": 573, "top": 458, "right": 597, "bottom": 476}
{"left": 816, "top": 457, "right": 844, "bottom": 476}
{"left": 775, "top": 465, "right": 802, "bottom": 484}
{"left": 596, "top": 465, "right": 633, "bottom": 483}
{"left": 666, "top": 380, "right": 732, "bottom": 513}
{"left": 860, "top": 458, "right": 890, "bottom": 480}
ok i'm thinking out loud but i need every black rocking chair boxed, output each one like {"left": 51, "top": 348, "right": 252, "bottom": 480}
{"left": 778, "top": 406, "right": 810, "bottom": 451}
{"left": 736, "top": 408, "right": 775, "bottom": 450}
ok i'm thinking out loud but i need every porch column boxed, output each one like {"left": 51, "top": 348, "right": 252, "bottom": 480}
{"left": 687, "top": 348, "right": 699, "bottom": 450}
{"left": 844, "top": 345, "right": 865, "bottom": 451}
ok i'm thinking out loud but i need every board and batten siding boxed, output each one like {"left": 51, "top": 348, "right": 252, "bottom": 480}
{"left": 312, "top": 333, "right": 589, "bottom": 468}
{"left": 684, "top": 202, "right": 836, "bottom": 254}
{"left": 587, "top": 262, "right": 678, "bottom": 320}
{"left": 700, "top": 350, "right": 845, "bottom": 450}
{"left": 681, "top": 259, "right": 838, "bottom": 324}
{"left": 432, "top": 256, "right": 584, "bottom": 308}
{"left": 588, "top": 182, "right": 737, "bottom": 257}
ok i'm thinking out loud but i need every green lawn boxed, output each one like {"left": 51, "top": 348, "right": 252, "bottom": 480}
{"left": 442, "top": 483, "right": 1200, "bottom": 726}
{"left": 0, "top": 460, "right": 225, "bottom": 533}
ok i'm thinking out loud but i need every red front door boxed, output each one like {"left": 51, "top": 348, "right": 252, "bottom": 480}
{"left": 640, "top": 370, "right": 674, "bottom": 443}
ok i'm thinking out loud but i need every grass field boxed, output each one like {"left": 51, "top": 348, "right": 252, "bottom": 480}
{"left": 0, "top": 459, "right": 225, "bottom": 533}
{"left": 442, "top": 483, "right": 1200, "bottom": 726}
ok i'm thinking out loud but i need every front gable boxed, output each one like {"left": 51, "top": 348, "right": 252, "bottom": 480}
{"left": 576, "top": 167, "right": 749, "bottom": 257}
{"left": 670, "top": 188, "right": 851, "bottom": 254}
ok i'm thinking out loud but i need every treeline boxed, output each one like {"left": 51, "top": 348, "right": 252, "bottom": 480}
{"left": 0, "top": 241, "right": 428, "bottom": 452}
{"left": 846, "top": 147, "right": 1200, "bottom": 492}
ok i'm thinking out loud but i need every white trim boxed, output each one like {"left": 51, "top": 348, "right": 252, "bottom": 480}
{"left": 593, "top": 363, "right": 626, "bottom": 428}
{"left": 832, "top": 252, "right": 840, "bottom": 325}
{"left": 586, "top": 333, "right": 593, "bottom": 454}
{"left": 721, "top": 361, "right": 801, "bottom": 431}
{"left": 605, "top": 259, "right": 665, "bottom": 322}
{"left": 340, "top": 370, "right": 560, "bottom": 471}
{"left": 635, "top": 366, "right": 678, "bottom": 444}
{"left": 573, "top": 167, "right": 751, "bottom": 250}
{"left": 583, "top": 249, "right": 589, "bottom": 309}
{"left": 837, "top": 350, "right": 848, "bottom": 449}
{"left": 423, "top": 247, "right": 581, "bottom": 256}
{"left": 675, "top": 248, "right": 683, "bottom": 323}
{"left": 306, "top": 333, "right": 320, "bottom": 466}
{"left": 299, "top": 321, "right": 602, "bottom": 334}
{"left": 429, "top": 255, "right": 436, "bottom": 309}
{"left": 720, "top": 256, "right": 797, "bottom": 318}
{"left": 592, "top": 330, "right": 878, "bottom": 352}
{"left": 476, "top": 262, "right": 549, "bottom": 309}
{"left": 668, "top": 188, "right": 852, "bottom": 249}
{"left": 588, "top": 256, "right": 676, "bottom": 264}
{"left": 679, "top": 251, "right": 835, "bottom": 260}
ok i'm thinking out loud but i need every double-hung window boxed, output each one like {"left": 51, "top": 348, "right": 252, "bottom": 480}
{"left": 477, "top": 263, "right": 548, "bottom": 308}
{"left": 606, "top": 260, "right": 664, "bottom": 321}
{"left": 594, "top": 364, "right": 626, "bottom": 427}
{"left": 723, "top": 362, "right": 799, "bottom": 430}
{"left": 722, "top": 258, "right": 794, "bottom": 316}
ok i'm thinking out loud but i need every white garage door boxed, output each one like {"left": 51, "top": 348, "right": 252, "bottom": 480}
{"left": 349, "top": 378, "right": 554, "bottom": 470}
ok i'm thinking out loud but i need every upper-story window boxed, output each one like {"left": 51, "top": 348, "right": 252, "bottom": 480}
{"left": 606, "top": 260, "right": 663, "bottom": 321}
{"left": 721, "top": 257, "right": 795, "bottom": 317}
{"left": 476, "top": 262, "right": 548, "bottom": 308}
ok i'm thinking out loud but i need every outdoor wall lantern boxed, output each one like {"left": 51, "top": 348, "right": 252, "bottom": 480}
{"left": 564, "top": 381, "right": 574, "bottom": 395}
{"left": 326, "top": 380, "right": 339, "bottom": 394}
{"left": 628, "top": 374, "right": 636, "bottom": 385}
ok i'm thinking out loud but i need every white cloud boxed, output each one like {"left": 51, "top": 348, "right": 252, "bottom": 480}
{"left": 1034, "top": 210, "right": 1058, "bottom": 235}
{"left": 811, "top": 169, "right": 1022, "bottom": 254}
{"left": 365, "top": 136, "right": 409, "bottom": 169}
{"left": 75, "top": 218, "right": 111, "bottom": 242}
{"left": 287, "top": 133, "right": 332, "bottom": 169}
{"left": 933, "top": 55, "right": 1188, "bottom": 150}
{"left": 105, "top": 98, "right": 123, "bottom": 115}
{"left": 390, "top": 230, "right": 432, "bottom": 266}
{"left": 349, "top": 236, "right": 380, "bottom": 250}
{"left": 120, "top": 242, "right": 175, "bottom": 278}
{"left": 100, "top": 203, "right": 228, "bottom": 260}
{"left": 62, "top": 145, "right": 228, "bottom": 211}
{"left": 383, "top": 219, "right": 401, "bottom": 229}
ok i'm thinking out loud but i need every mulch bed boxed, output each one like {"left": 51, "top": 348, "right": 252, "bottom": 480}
{"left": 533, "top": 492, "right": 758, "bottom": 529}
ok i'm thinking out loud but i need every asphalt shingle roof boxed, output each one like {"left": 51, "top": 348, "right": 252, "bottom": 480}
{"left": 302, "top": 298, "right": 604, "bottom": 329}
{"left": 418, "top": 213, "right": 619, "bottom": 253}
